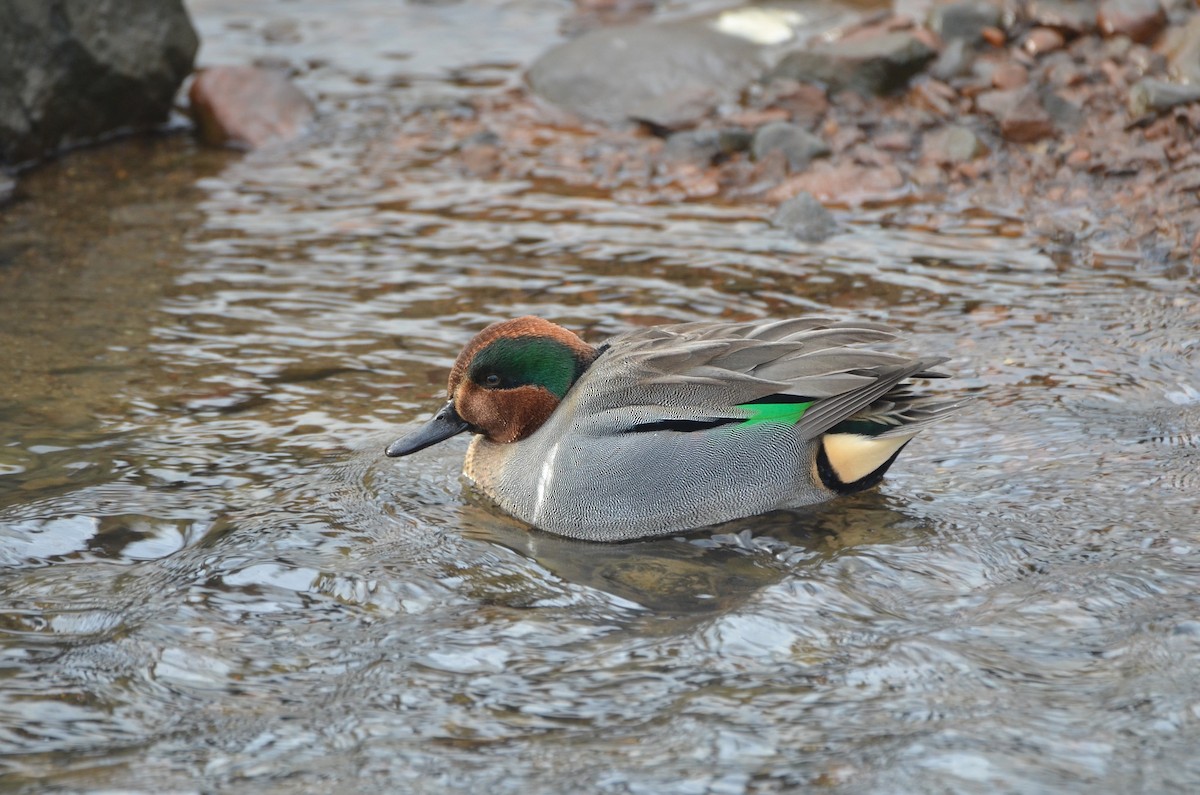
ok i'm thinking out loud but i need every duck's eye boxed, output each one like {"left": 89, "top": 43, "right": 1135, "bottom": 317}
{"left": 484, "top": 373, "right": 501, "bottom": 388}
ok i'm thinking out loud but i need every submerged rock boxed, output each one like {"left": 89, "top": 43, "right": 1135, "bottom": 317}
{"left": 770, "top": 191, "right": 837, "bottom": 242}
{"left": 189, "top": 66, "right": 315, "bottom": 150}
{"left": 0, "top": 0, "right": 198, "bottom": 168}
{"left": 751, "top": 122, "right": 830, "bottom": 171}
{"left": 772, "top": 29, "right": 937, "bottom": 95}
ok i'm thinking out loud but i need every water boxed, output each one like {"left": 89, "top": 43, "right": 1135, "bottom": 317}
{"left": 2, "top": 1, "right": 1199, "bottom": 792}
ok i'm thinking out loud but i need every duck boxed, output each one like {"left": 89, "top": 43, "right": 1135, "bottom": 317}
{"left": 385, "top": 316, "right": 960, "bottom": 542}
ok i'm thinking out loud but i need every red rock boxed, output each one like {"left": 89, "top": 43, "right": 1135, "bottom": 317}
{"left": 981, "top": 26, "right": 1007, "bottom": 47}
{"left": 992, "top": 62, "right": 1030, "bottom": 89}
{"left": 1097, "top": 0, "right": 1166, "bottom": 44}
{"left": 1023, "top": 27, "right": 1066, "bottom": 55}
{"left": 189, "top": 66, "right": 315, "bottom": 149}
{"left": 998, "top": 87, "right": 1056, "bottom": 142}
{"left": 1065, "top": 148, "right": 1091, "bottom": 166}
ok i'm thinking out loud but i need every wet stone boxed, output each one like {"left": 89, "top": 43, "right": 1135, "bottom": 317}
{"left": 1128, "top": 78, "right": 1200, "bottom": 116}
{"left": 771, "top": 30, "right": 937, "bottom": 96}
{"left": 751, "top": 122, "right": 830, "bottom": 171}
{"left": 770, "top": 191, "right": 838, "bottom": 242}
{"left": 1096, "top": 0, "right": 1166, "bottom": 45}
{"left": 189, "top": 66, "right": 316, "bottom": 150}
{"left": 928, "top": 0, "right": 1005, "bottom": 44}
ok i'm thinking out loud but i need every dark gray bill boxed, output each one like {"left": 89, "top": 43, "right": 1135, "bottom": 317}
{"left": 385, "top": 400, "right": 471, "bottom": 457}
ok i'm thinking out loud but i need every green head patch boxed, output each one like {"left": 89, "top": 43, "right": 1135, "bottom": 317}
{"left": 468, "top": 336, "right": 588, "bottom": 398}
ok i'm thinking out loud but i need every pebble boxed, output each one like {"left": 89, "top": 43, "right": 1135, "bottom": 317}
{"left": 1026, "top": 0, "right": 1096, "bottom": 36}
{"left": 1023, "top": 27, "right": 1066, "bottom": 55}
{"left": 1096, "top": 0, "right": 1166, "bottom": 44}
{"left": 928, "top": 0, "right": 1004, "bottom": 44}
{"left": 992, "top": 62, "right": 1030, "bottom": 89}
{"left": 1065, "top": 148, "right": 1092, "bottom": 166}
{"left": 770, "top": 191, "right": 838, "bottom": 242}
{"left": 771, "top": 29, "right": 936, "bottom": 96}
{"left": 750, "top": 122, "right": 831, "bottom": 171}
{"left": 998, "top": 87, "right": 1056, "bottom": 142}
{"left": 189, "top": 66, "right": 315, "bottom": 149}
{"left": 923, "top": 124, "right": 989, "bottom": 162}
{"left": 1128, "top": 78, "right": 1200, "bottom": 116}
{"left": 981, "top": 26, "right": 1007, "bottom": 47}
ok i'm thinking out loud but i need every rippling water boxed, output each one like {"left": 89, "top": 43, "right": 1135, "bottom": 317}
{"left": 1, "top": 1, "right": 1198, "bottom": 792}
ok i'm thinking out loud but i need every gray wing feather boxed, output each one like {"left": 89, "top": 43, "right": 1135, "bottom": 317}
{"left": 571, "top": 319, "right": 951, "bottom": 432}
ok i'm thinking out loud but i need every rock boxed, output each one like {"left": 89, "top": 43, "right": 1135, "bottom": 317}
{"left": 663, "top": 128, "right": 752, "bottom": 163}
{"left": 528, "top": 9, "right": 813, "bottom": 126}
{"left": 981, "top": 26, "right": 1007, "bottom": 47}
{"left": 977, "top": 86, "right": 1057, "bottom": 141}
{"left": 1025, "top": 0, "right": 1096, "bottom": 36}
{"left": 757, "top": 80, "right": 830, "bottom": 129}
{"left": 0, "top": 174, "right": 14, "bottom": 205}
{"left": 0, "top": 0, "right": 198, "bottom": 168}
{"left": 928, "top": 0, "right": 1004, "bottom": 44}
{"left": 1163, "top": 14, "right": 1200, "bottom": 85}
{"left": 931, "top": 38, "right": 976, "bottom": 80}
{"left": 1128, "top": 78, "right": 1200, "bottom": 115}
{"left": 980, "top": 85, "right": 1077, "bottom": 137}
{"left": 992, "top": 61, "right": 1030, "bottom": 89}
{"left": 751, "top": 122, "right": 830, "bottom": 171}
{"left": 1023, "top": 27, "right": 1067, "bottom": 55}
{"left": 1040, "top": 88, "right": 1083, "bottom": 131}
{"left": 770, "top": 191, "right": 837, "bottom": 242}
{"left": 188, "top": 67, "right": 315, "bottom": 149}
{"left": 772, "top": 30, "right": 937, "bottom": 96}
{"left": 1096, "top": 0, "right": 1165, "bottom": 45}
{"left": 923, "top": 124, "right": 988, "bottom": 162}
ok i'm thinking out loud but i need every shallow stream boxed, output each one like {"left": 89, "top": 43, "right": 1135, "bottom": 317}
{"left": 1, "top": 1, "right": 1198, "bottom": 792}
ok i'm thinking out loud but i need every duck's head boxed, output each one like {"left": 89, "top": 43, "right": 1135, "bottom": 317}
{"left": 385, "top": 316, "right": 599, "bottom": 457}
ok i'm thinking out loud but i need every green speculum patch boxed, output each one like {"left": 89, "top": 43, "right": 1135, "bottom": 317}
{"left": 738, "top": 400, "right": 815, "bottom": 426}
{"left": 469, "top": 336, "right": 582, "bottom": 397}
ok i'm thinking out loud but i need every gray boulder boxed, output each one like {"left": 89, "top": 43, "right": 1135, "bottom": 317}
{"left": 0, "top": 0, "right": 198, "bottom": 168}
{"left": 527, "top": 5, "right": 856, "bottom": 127}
